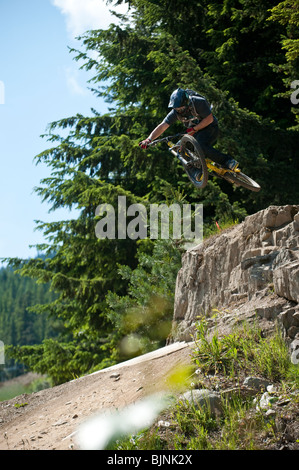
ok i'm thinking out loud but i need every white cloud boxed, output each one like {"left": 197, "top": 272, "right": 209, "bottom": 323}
{"left": 65, "top": 67, "right": 87, "bottom": 95}
{"left": 52, "top": 0, "right": 129, "bottom": 38}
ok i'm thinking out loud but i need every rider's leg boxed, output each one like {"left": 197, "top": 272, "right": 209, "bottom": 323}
{"left": 194, "top": 124, "right": 238, "bottom": 169}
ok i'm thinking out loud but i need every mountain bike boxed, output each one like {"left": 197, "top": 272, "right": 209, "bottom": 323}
{"left": 150, "top": 133, "right": 261, "bottom": 192}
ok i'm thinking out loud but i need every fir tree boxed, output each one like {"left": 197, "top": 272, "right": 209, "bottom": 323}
{"left": 4, "top": 0, "right": 299, "bottom": 385}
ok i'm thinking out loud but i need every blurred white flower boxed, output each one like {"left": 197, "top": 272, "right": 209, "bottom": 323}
{"left": 76, "top": 393, "right": 167, "bottom": 450}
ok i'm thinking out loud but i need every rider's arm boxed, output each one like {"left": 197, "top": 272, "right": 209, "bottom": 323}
{"left": 148, "top": 122, "right": 169, "bottom": 141}
{"left": 193, "top": 113, "right": 214, "bottom": 132}
{"left": 139, "top": 121, "right": 169, "bottom": 149}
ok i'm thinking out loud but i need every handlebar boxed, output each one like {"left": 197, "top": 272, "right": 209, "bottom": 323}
{"left": 149, "top": 132, "right": 184, "bottom": 147}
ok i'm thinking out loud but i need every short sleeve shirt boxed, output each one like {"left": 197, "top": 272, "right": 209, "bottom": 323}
{"left": 163, "top": 96, "right": 217, "bottom": 128}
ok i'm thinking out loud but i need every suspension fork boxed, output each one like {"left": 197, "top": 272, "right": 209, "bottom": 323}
{"left": 167, "top": 141, "right": 192, "bottom": 167}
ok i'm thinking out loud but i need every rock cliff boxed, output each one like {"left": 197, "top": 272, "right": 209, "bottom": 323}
{"left": 172, "top": 205, "right": 299, "bottom": 349}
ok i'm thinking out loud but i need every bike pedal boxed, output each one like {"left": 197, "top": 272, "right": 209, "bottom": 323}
{"left": 227, "top": 167, "right": 241, "bottom": 174}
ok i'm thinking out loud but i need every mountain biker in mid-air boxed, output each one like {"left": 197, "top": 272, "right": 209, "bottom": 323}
{"left": 139, "top": 88, "right": 239, "bottom": 179}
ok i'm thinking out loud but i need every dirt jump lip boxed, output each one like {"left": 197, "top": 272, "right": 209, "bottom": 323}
{"left": 78, "top": 341, "right": 194, "bottom": 380}
{"left": 0, "top": 341, "right": 195, "bottom": 450}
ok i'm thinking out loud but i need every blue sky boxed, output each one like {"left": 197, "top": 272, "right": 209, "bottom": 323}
{"left": 0, "top": 0, "right": 128, "bottom": 263}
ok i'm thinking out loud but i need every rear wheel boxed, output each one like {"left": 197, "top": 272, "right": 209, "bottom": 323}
{"left": 180, "top": 135, "right": 208, "bottom": 189}
{"left": 223, "top": 171, "right": 261, "bottom": 192}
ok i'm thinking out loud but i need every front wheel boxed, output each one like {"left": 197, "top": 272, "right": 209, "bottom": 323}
{"left": 180, "top": 135, "right": 208, "bottom": 189}
{"left": 223, "top": 171, "right": 261, "bottom": 192}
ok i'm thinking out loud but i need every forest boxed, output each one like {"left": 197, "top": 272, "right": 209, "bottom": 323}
{"left": 0, "top": 267, "right": 58, "bottom": 381}
{"left": 1, "top": 0, "right": 299, "bottom": 386}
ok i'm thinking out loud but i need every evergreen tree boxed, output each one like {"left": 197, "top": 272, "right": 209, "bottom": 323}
{"left": 4, "top": 0, "right": 299, "bottom": 385}
{"left": 0, "top": 266, "right": 58, "bottom": 380}
{"left": 268, "top": 0, "right": 299, "bottom": 128}
{"left": 112, "top": 0, "right": 298, "bottom": 128}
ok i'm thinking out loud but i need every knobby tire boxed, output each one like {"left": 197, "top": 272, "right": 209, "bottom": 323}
{"left": 223, "top": 171, "right": 261, "bottom": 192}
{"left": 180, "top": 135, "right": 208, "bottom": 189}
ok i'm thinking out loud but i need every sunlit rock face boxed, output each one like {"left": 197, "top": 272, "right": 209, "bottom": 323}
{"left": 172, "top": 205, "right": 299, "bottom": 344}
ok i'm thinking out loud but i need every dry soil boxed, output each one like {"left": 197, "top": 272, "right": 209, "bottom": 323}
{"left": 0, "top": 342, "right": 194, "bottom": 450}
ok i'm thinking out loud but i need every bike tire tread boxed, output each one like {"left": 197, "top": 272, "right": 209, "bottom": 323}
{"left": 180, "top": 135, "right": 208, "bottom": 189}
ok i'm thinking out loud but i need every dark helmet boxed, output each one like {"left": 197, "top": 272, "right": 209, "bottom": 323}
{"left": 168, "top": 88, "right": 189, "bottom": 108}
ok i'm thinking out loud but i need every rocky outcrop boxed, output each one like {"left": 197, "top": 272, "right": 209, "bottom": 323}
{"left": 172, "top": 205, "right": 299, "bottom": 346}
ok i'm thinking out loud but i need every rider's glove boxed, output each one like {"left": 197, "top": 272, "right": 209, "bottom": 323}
{"left": 186, "top": 127, "right": 196, "bottom": 135}
{"left": 139, "top": 138, "right": 152, "bottom": 149}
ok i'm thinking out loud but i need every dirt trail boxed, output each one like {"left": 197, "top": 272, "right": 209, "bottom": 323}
{"left": 0, "top": 342, "right": 194, "bottom": 450}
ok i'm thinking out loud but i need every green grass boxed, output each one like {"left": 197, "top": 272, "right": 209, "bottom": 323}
{"left": 203, "top": 217, "right": 240, "bottom": 240}
{"left": 0, "top": 375, "right": 51, "bottom": 402}
{"left": 193, "top": 319, "right": 292, "bottom": 382}
{"left": 110, "top": 320, "right": 299, "bottom": 451}
{"left": 0, "top": 383, "right": 30, "bottom": 402}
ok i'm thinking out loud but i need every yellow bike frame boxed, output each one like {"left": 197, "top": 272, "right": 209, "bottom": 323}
{"left": 205, "top": 159, "right": 241, "bottom": 175}
{"left": 167, "top": 139, "right": 241, "bottom": 177}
